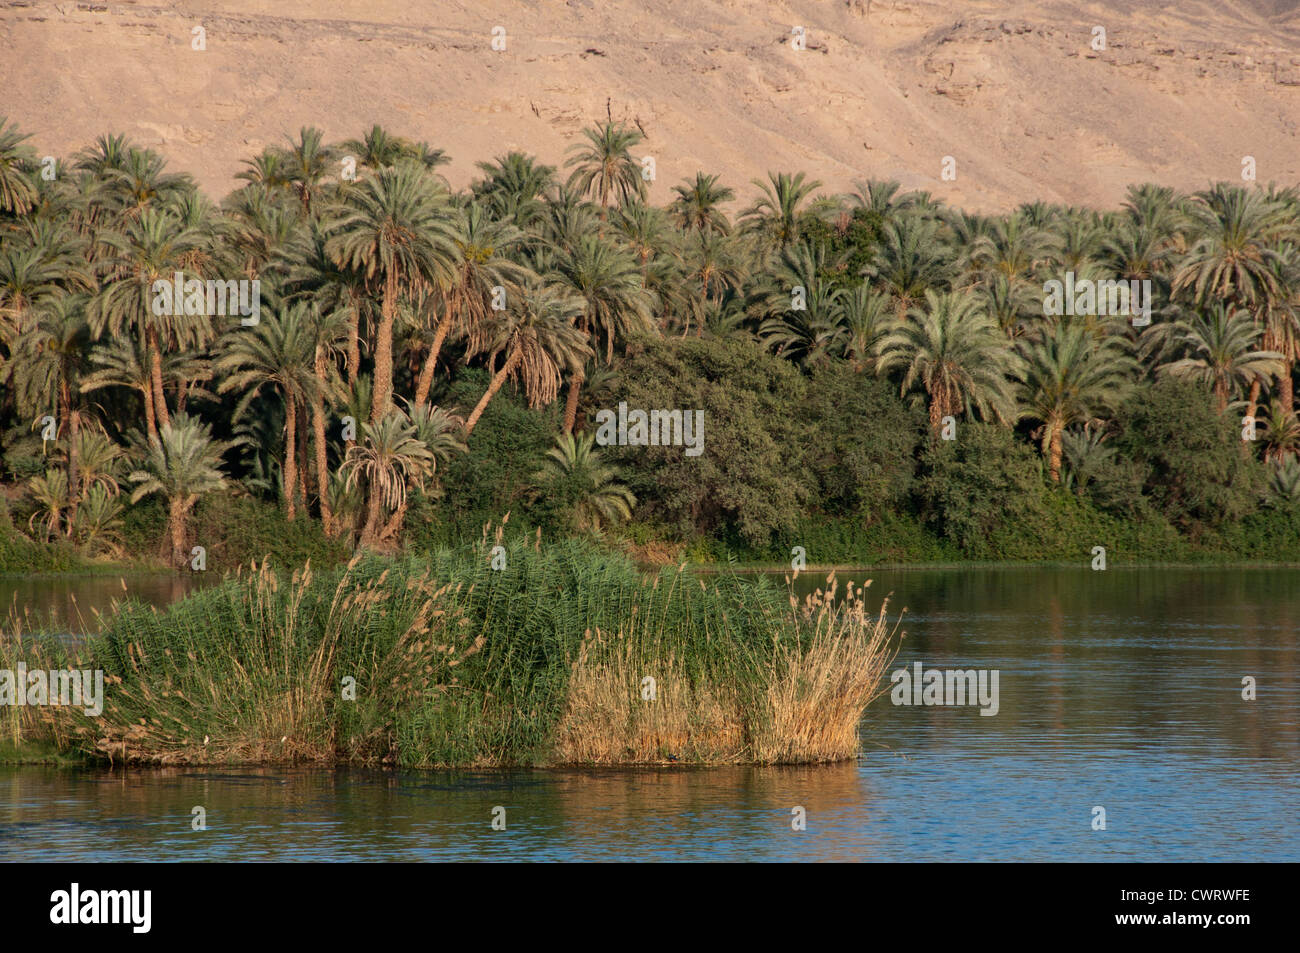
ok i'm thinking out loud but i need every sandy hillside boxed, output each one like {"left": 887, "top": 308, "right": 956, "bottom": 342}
{"left": 1, "top": 0, "right": 1298, "bottom": 211}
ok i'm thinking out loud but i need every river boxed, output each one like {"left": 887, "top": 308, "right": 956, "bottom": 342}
{"left": 1, "top": 566, "right": 1296, "bottom": 861}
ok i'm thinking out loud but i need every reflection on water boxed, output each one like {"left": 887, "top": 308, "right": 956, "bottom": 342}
{"left": 0, "top": 567, "right": 1296, "bottom": 861}
{"left": 0, "top": 573, "right": 214, "bottom": 634}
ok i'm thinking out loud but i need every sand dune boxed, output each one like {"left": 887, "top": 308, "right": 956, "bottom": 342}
{"left": 1, "top": 0, "right": 1298, "bottom": 211}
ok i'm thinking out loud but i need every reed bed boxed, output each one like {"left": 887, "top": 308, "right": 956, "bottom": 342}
{"left": 1, "top": 541, "right": 901, "bottom": 767}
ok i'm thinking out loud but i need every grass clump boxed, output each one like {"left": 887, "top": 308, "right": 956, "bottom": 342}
{"left": 2, "top": 537, "right": 901, "bottom": 767}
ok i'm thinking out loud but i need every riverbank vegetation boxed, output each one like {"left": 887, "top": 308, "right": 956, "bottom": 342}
{"left": 1, "top": 538, "right": 899, "bottom": 766}
{"left": 1, "top": 117, "right": 1299, "bottom": 573}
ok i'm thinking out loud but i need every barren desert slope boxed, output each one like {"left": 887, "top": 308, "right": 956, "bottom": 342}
{"left": 1, "top": 0, "right": 1298, "bottom": 211}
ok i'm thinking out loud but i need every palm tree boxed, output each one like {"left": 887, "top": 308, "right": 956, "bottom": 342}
{"left": 339, "top": 409, "right": 435, "bottom": 547}
{"left": 0, "top": 117, "right": 37, "bottom": 215}
{"left": 1156, "top": 304, "right": 1284, "bottom": 412}
{"left": 535, "top": 432, "right": 635, "bottom": 532}
{"left": 235, "top": 147, "right": 291, "bottom": 196}
{"left": 739, "top": 171, "right": 827, "bottom": 254}
{"left": 472, "top": 152, "right": 557, "bottom": 230}
{"left": 864, "top": 215, "right": 954, "bottom": 320}
{"left": 103, "top": 147, "right": 193, "bottom": 220}
{"left": 92, "top": 209, "right": 209, "bottom": 439}
{"left": 1259, "top": 401, "right": 1300, "bottom": 463}
{"left": 679, "top": 229, "right": 748, "bottom": 336}
{"left": 848, "top": 179, "right": 920, "bottom": 225}
{"left": 283, "top": 127, "right": 335, "bottom": 215}
{"left": 550, "top": 235, "right": 655, "bottom": 432}
{"left": 877, "top": 289, "right": 1020, "bottom": 433}
{"left": 128, "top": 413, "right": 235, "bottom": 566}
{"left": 8, "top": 293, "right": 94, "bottom": 519}
{"left": 0, "top": 244, "right": 64, "bottom": 341}
{"left": 670, "top": 172, "right": 735, "bottom": 234}
{"left": 413, "top": 201, "right": 528, "bottom": 407}
{"left": 214, "top": 301, "right": 323, "bottom": 519}
{"left": 462, "top": 282, "right": 591, "bottom": 435}
{"left": 327, "top": 162, "right": 457, "bottom": 422}
{"left": 1015, "top": 322, "right": 1137, "bottom": 481}
{"left": 1173, "top": 184, "right": 1292, "bottom": 421}
{"left": 564, "top": 121, "right": 645, "bottom": 211}
{"left": 751, "top": 241, "right": 845, "bottom": 367}
{"left": 835, "top": 284, "right": 895, "bottom": 372}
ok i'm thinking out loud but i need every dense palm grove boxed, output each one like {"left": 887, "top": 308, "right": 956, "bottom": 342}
{"left": 1, "top": 115, "right": 1299, "bottom": 571}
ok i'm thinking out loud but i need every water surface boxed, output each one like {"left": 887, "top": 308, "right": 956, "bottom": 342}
{"left": 1, "top": 566, "right": 1296, "bottom": 861}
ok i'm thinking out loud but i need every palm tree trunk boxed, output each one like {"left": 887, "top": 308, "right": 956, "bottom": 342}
{"left": 66, "top": 411, "right": 81, "bottom": 536}
{"left": 415, "top": 299, "right": 455, "bottom": 408}
{"left": 464, "top": 351, "right": 521, "bottom": 435}
{"left": 1246, "top": 378, "right": 1262, "bottom": 423}
{"left": 347, "top": 297, "right": 361, "bottom": 387}
{"left": 141, "top": 381, "right": 158, "bottom": 446}
{"left": 1281, "top": 360, "right": 1295, "bottom": 417}
{"left": 378, "top": 501, "right": 408, "bottom": 541}
{"left": 313, "top": 345, "right": 334, "bottom": 535}
{"left": 61, "top": 378, "right": 79, "bottom": 527}
{"left": 1048, "top": 424, "right": 1063, "bottom": 483}
{"left": 168, "top": 498, "right": 188, "bottom": 568}
{"left": 147, "top": 327, "right": 170, "bottom": 431}
{"left": 562, "top": 369, "right": 584, "bottom": 435}
{"left": 297, "top": 402, "right": 309, "bottom": 513}
{"left": 371, "top": 270, "right": 398, "bottom": 423}
{"left": 359, "top": 482, "right": 384, "bottom": 547}
{"left": 284, "top": 396, "right": 298, "bottom": 519}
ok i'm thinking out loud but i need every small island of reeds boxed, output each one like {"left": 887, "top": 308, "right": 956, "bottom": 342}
{"left": 1, "top": 538, "right": 900, "bottom": 768}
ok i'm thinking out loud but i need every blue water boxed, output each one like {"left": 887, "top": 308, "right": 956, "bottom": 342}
{"left": 1, "top": 567, "right": 1296, "bottom": 861}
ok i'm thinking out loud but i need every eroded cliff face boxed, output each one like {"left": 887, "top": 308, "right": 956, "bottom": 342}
{"left": 1, "top": 0, "right": 1297, "bottom": 210}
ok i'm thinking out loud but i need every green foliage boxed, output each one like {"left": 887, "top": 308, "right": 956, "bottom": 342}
{"left": 801, "top": 366, "right": 923, "bottom": 516}
{"left": 422, "top": 368, "right": 558, "bottom": 540}
{"left": 1114, "top": 378, "right": 1265, "bottom": 535}
{"left": 917, "top": 424, "right": 1047, "bottom": 557}
{"left": 609, "top": 335, "right": 809, "bottom": 547}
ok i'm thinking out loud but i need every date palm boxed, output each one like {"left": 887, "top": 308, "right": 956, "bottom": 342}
{"left": 680, "top": 229, "right": 748, "bottom": 336}
{"left": 535, "top": 431, "right": 635, "bottom": 532}
{"left": 9, "top": 293, "right": 94, "bottom": 519}
{"left": 413, "top": 201, "right": 528, "bottom": 408}
{"left": 0, "top": 116, "right": 37, "bottom": 215}
{"left": 864, "top": 215, "right": 955, "bottom": 320}
{"left": 1174, "top": 184, "right": 1292, "bottom": 421}
{"left": 550, "top": 235, "right": 654, "bottom": 432}
{"left": 214, "top": 301, "right": 323, "bottom": 519}
{"left": 104, "top": 147, "right": 193, "bottom": 221}
{"left": 564, "top": 121, "right": 645, "bottom": 211}
{"left": 462, "top": 282, "right": 590, "bottom": 435}
{"left": 752, "top": 241, "right": 845, "bottom": 367}
{"left": 670, "top": 172, "right": 735, "bottom": 234}
{"left": 472, "top": 152, "right": 557, "bottom": 230}
{"left": 0, "top": 243, "right": 64, "bottom": 342}
{"left": 128, "top": 412, "right": 236, "bottom": 567}
{"left": 339, "top": 409, "right": 435, "bottom": 547}
{"left": 1157, "top": 304, "right": 1284, "bottom": 413}
{"left": 283, "top": 127, "right": 335, "bottom": 215}
{"left": 835, "top": 284, "right": 895, "bottom": 372}
{"left": 739, "top": 171, "right": 827, "bottom": 254}
{"left": 1014, "top": 322, "right": 1137, "bottom": 481}
{"left": 877, "top": 289, "right": 1019, "bottom": 433}
{"left": 92, "top": 209, "right": 208, "bottom": 440}
{"left": 328, "top": 162, "right": 457, "bottom": 422}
